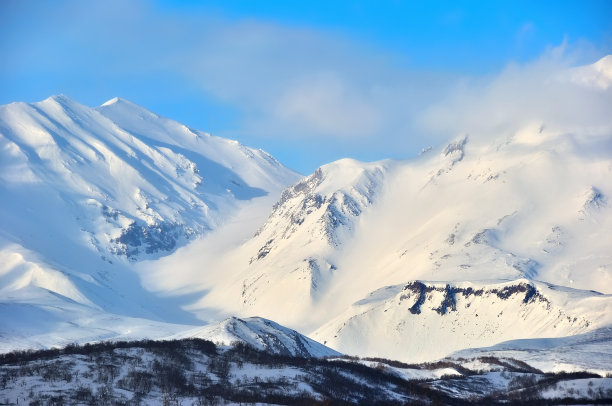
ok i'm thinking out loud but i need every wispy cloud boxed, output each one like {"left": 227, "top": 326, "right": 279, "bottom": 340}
{"left": 1, "top": 0, "right": 449, "bottom": 143}
{"left": 164, "top": 18, "right": 457, "bottom": 144}
{"left": 175, "top": 20, "right": 405, "bottom": 139}
{"left": 420, "top": 46, "right": 612, "bottom": 141}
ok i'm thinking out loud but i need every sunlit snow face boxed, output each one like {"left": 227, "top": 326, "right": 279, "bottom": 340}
{"left": 1, "top": 0, "right": 611, "bottom": 369}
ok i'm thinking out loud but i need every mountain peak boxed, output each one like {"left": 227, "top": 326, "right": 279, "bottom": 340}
{"left": 46, "top": 93, "right": 70, "bottom": 101}
{"left": 593, "top": 54, "right": 612, "bottom": 71}
{"left": 170, "top": 316, "right": 341, "bottom": 357}
{"left": 41, "top": 94, "right": 78, "bottom": 107}
{"left": 97, "top": 96, "right": 157, "bottom": 117}
{"left": 99, "top": 96, "right": 143, "bottom": 109}
{"left": 100, "top": 96, "right": 122, "bottom": 106}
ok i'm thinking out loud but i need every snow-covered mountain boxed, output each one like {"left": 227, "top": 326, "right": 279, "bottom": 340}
{"left": 0, "top": 95, "right": 298, "bottom": 262}
{"left": 170, "top": 316, "right": 340, "bottom": 358}
{"left": 155, "top": 60, "right": 612, "bottom": 360}
{"left": 1, "top": 57, "right": 611, "bottom": 369}
{"left": 312, "top": 279, "right": 611, "bottom": 362}
{"left": 0, "top": 95, "right": 300, "bottom": 351}
{"left": 177, "top": 122, "right": 611, "bottom": 352}
{"left": 238, "top": 159, "right": 390, "bottom": 324}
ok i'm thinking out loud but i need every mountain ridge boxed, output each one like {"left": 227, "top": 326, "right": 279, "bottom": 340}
{"left": 1, "top": 84, "right": 611, "bottom": 367}
{"left": 0, "top": 94, "right": 301, "bottom": 351}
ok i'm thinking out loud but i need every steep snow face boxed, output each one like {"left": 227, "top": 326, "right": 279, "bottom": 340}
{"left": 0, "top": 95, "right": 299, "bottom": 263}
{"left": 96, "top": 97, "right": 297, "bottom": 193}
{"left": 0, "top": 95, "right": 299, "bottom": 352}
{"left": 176, "top": 121, "right": 612, "bottom": 361}
{"left": 312, "top": 279, "right": 612, "bottom": 363}
{"left": 187, "top": 159, "right": 392, "bottom": 329}
{"left": 171, "top": 316, "right": 341, "bottom": 358}
{"left": 253, "top": 158, "right": 388, "bottom": 250}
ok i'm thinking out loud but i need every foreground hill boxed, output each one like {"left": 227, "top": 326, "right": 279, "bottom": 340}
{"left": 1, "top": 338, "right": 610, "bottom": 405}
{"left": 169, "top": 316, "right": 341, "bottom": 358}
{"left": 312, "top": 279, "right": 611, "bottom": 362}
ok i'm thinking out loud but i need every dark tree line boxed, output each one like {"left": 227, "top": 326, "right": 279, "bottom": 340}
{"left": 1, "top": 339, "right": 610, "bottom": 405}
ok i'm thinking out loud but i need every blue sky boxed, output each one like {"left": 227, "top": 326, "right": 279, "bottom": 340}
{"left": 1, "top": 0, "right": 611, "bottom": 174}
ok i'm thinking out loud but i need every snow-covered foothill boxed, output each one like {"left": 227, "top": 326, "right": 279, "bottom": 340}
{"left": 450, "top": 326, "right": 612, "bottom": 376}
{"left": 170, "top": 316, "right": 341, "bottom": 358}
{"left": 312, "top": 279, "right": 612, "bottom": 362}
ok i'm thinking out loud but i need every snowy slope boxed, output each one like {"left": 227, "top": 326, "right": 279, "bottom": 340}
{"left": 449, "top": 326, "right": 612, "bottom": 375}
{"left": 0, "top": 95, "right": 300, "bottom": 352}
{"left": 311, "top": 279, "right": 612, "bottom": 362}
{"left": 176, "top": 123, "right": 611, "bottom": 340}
{"left": 170, "top": 316, "right": 341, "bottom": 357}
{"left": 0, "top": 94, "right": 298, "bottom": 262}
{"left": 154, "top": 59, "right": 612, "bottom": 361}
{"left": 0, "top": 242, "right": 198, "bottom": 353}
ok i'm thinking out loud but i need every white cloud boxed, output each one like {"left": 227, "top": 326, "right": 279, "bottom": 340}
{"left": 419, "top": 49, "right": 612, "bottom": 141}
{"left": 172, "top": 20, "right": 434, "bottom": 141}
{"left": 273, "top": 74, "right": 381, "bottom": 136}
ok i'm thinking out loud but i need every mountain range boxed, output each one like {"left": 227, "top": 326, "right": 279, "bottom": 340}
{"left": 1, "top": 58, "right": 611, "bottom": 378}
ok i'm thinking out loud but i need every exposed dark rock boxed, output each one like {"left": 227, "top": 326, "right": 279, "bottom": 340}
{"left": 101, "top": 205, "right": 119, "bottom": 221}
{"left": 402, "top": 281, "right": 430, "bottom": 315}
{"left": 399, "top": 281, "right": 548, "bottom": 317}
{"left": 435, "top": 284, "right": 458, "bottom": 315}
{"left": 251, "top": 239, "right": 274, "bottom": 263}
{"left": 111, "top": 221, "right": 193, "bottom": 259}
{"left": 442, "top": 135, "right": 468, "bottom": 161}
